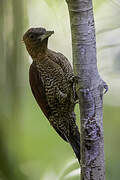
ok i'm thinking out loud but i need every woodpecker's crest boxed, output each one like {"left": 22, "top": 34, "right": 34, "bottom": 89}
{"left": 23, "top": 27, "right": 54, "bottom": 58}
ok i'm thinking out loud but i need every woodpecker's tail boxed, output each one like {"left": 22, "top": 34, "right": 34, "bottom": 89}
{"left": 67, "top": 129, "right": 80, "bottom": 164}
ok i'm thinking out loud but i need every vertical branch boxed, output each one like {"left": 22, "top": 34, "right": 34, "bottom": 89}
{"left": 66, "top": 0, "right": 107, "bottom": 179}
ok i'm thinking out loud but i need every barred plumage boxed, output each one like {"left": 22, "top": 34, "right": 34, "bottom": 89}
{"left": 23, "top": 27, "right": 80, "bottom": 163}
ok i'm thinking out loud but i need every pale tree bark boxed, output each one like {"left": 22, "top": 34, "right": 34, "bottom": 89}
{"left": 66, "top": 0, "right": 108, "bottom": 179}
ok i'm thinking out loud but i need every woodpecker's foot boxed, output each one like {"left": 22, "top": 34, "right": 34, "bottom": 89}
{"left": 73, "top": 75, "right": 80, "bottom": 84}
{"left": 69, "top": 75, "right": 80, "bottom": 84}
{"left": 69, "top": 81, "right": 79, "bottom": 105}
{"left": 68, "top": 75, "right": 79, "bottom": 103}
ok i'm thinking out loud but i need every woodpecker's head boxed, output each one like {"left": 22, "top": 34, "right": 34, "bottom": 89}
{"left": 23, "top": 27, "right": 54, "bottom": 58}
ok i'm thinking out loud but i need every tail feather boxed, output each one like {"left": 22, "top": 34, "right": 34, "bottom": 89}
{"left": 67, "top": 132, "right": 80, "bottom": 164}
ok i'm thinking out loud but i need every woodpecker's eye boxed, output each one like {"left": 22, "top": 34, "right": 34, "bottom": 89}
{"left": 29, "top": 34, "right": 36, "bottom": 40}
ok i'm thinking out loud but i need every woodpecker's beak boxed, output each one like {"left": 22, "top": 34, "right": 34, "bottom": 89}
{"left": 39, "top": 31, "right": 54, "bottom": 41}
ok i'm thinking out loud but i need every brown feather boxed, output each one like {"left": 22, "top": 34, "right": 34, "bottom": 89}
{"left": 29, "top": 63, "right": 50, "bottom": 118}
{"left": 29, "top": 62, "right": 68, "bottom": 142}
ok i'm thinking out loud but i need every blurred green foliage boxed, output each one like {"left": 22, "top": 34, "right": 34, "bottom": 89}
{"left": 0, "top": 0, "right": 120, "bottom": 179}
{"left": 44, "top": 0, "right": 61, "bottom": 7}
{"left": 93, "top": 0, "right": 107, "bottom": 10}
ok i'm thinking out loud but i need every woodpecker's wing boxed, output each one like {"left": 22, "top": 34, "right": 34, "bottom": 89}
{"left": 29, "top": 63, "right": 50, "bottom": 118}
{"left": 29, "top": 63, "right": 68, "bottom": 142}
{"left": 47, "top": 50, "right": 74, "bottom": 79}
{"left": 57, "top": 52, "right": 73, "bottom": 74}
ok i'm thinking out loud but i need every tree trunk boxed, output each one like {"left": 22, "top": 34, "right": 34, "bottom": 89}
{"left": 66, "top": 0, "right": 108, "bottom": 179}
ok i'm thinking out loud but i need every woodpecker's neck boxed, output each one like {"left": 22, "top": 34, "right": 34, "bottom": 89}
{"left": 27, "top": 38, "right": 48, "bottom": 60}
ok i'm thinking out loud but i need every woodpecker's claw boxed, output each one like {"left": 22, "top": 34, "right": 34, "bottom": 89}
{"left": 69, "top": 75, "right": 80, "bottom": 84}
